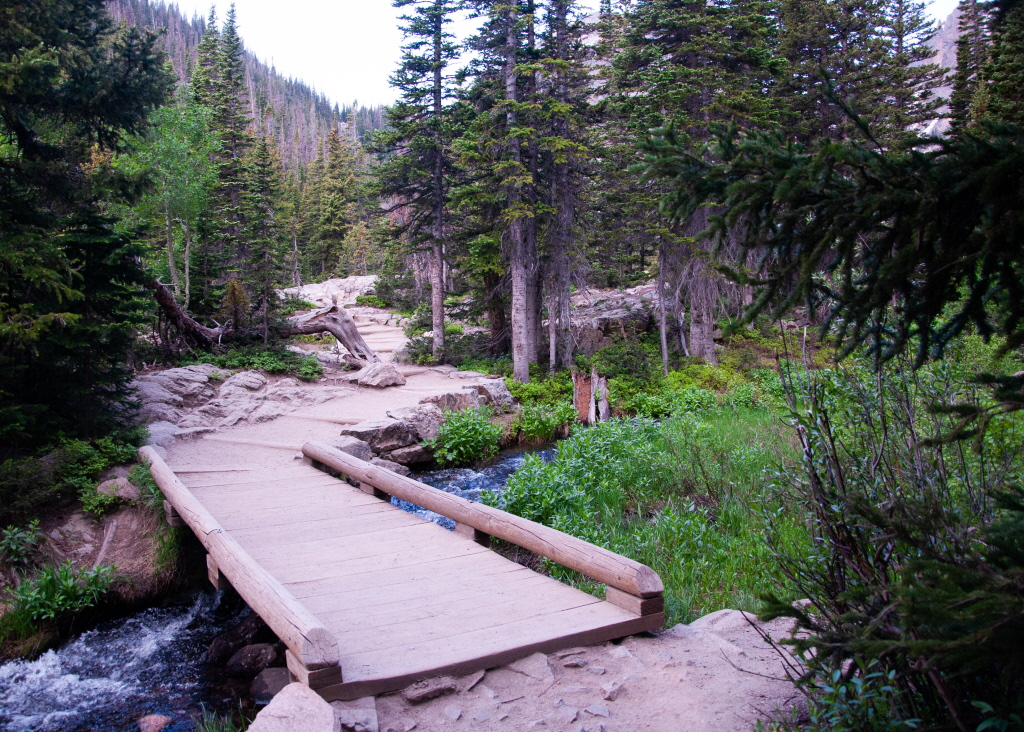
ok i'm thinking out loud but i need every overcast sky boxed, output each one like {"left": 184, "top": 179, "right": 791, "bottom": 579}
{"left": 169, "top": 0, "right": 960, "bottom": 109}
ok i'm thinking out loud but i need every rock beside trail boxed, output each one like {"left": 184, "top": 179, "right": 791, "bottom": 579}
{"left": 248, "top": 683, "right": 336, "bottom": 732}
{"left": 328, "top": 435, "right": 374, "bottom": 462}
{"left": 386, "top": 404, "right": 444, "bottom": 442}
{"left": 341, "top": 420, "right": 417, "bottom": 453}
{"left": 277, "top": 275, "right": 378, "bottom": 309}
{"left": 385, "top": 444, "right": 433, "bottom": 466}
{"left": 357, "top": 362, "right": 407, "bottom": 388}
{"left": 402, "top": 676, "right": 458, "bottom": 704}
{"left": 96, "top": 477, "right": 141, "bottom": 502}
{"left": 331, "top": 697, "right": 379, "bottom": 732}
{"left": 419, "top": 389, "right": 481, "bottom": 412}
{"left": 370, "top": 457, "right": 411, "bottom": 477}
{"left": 471, "top": 380, "right": 514, "bottom": 412}
{"left": 133, "top": 366, "right": 352, "bottom": 432}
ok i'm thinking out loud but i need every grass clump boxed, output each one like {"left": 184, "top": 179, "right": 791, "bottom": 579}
{"left": 426, "top": 407, "right": 503, "bottom": 467}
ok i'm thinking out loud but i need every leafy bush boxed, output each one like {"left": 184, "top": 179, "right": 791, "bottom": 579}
{"left": 458, "top": 356, "right": 513, "bottom": 377}
{"left": 53, "top": 434, "right": 142, "bottom": 516}
{"left": 516, "top": 402, "right": 577, "bottom": 443}
{"left": 5, "top": 561, "right": 115, "bottom": 623}
{"left": 181, "top": 345, "right": 313, "bottom": 377}
{"left": 128, "top": 463, "right": 163, "bottom": 511}
{"left": 355, "top": 294, "right": 386, "bottom": 308}
{"left": 281, "top": 298, "right": 316, "bottom": 315}
{"left": 426, "top": 408, "right": 503, "bottom": 467}
{"left": 505, "top": 371, "right": 573, "bottom": 407}
{"left": 444, "top": 323, "right": 464, "bottom": 336}
{"left": 724, "top": 382, "right": 758, "bottom": 409}
{"left": 0, "top": 520, "right": 42, "bottom": 569}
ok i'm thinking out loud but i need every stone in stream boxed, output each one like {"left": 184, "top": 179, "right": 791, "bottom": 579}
{"left": 226, "top": 643, "right": 280, "bottom": 676}
{"left": 248, "top": 683, "right": 336, "bottom": 732}
{"left": 207, "top": 613, "right": 271, "bottom": 664}
{"left": 328, "top": 435, "right": 374, "bottom": 462}
{"left": 357, "top": 362, "right": 407, "bottom": 388}
{"left": 385, "top": 444, "right": 433, "bottom": 466}
{"left": 252, "top": 667, "right": 292, "bottom": 705}
{"left": 386, "top": 404, "right": 444, "bottom": 442}
{"left": 418, "top": 389, "right": 481, "bottom": 412}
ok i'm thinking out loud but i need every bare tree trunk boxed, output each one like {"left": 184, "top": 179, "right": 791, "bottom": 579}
{"left": 504, "top": 5, "right": 530, "bottom": 384}
{"left": 165, "top": 205, "right": 180, "bottom": 300}
{"left": 658, "top": 246, "right": 670, "bottom": 375}
{"left": 689, "top": 275, "right": 718, "bottom": 365}
{"left": 524, "top": 0, "right": 540, "bottom": 367}
{"left": 430, "top": 9, "right": 446, "bottom": 362}
{"left": 572, "top": 370, "right": 592, "bottom": 424}
{"left": 183, "top": 220, "right": 192, "bottom": 308}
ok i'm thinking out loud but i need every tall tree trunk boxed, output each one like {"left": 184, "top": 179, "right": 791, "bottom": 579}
{"left": 430, "top": 8, "right": 446, "bottom": 361}
{"left": 504, "top": 5, "right": 530, "bottom": 383}
{"left": 658, "top": 246, "right": 670, "bottom": 375}
{"left": 165, "top": 204, "right": 180, "bottom": 300}
{"left": 183, "top": 220, "right": 192, "bottom": 307}
{"left": 524, "top": 0, "right": 540, "bottom": 366}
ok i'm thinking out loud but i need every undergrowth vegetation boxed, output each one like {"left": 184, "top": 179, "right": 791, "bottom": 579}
{"left": 179, "top": 345, "right": 322, "bottom": 381}
{"left": 426, "top": 408, "right": 504, "bottom": 467}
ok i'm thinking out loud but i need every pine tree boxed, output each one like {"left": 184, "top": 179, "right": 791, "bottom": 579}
{"left": 189, "top": 5, "right": 219, "bottom": 107}
{"left": 950, "top": 0, "right": 990, "bottom": 130}
{"left": 878, "top": 0, "right": 947, "bottom": 140}
{"left": 374, "top": 0, "right": 465, "bottom": 361}
{"left": 985, "top": 0, "right": 1024, "bottom": 124}
{"left": 241, "top": 136, "right": 286, "bottom": 342}
{"left": 312, "top": 130, "right": 359, "bottom": 277}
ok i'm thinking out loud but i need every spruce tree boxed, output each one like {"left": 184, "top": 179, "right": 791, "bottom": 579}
{"left": 241, "top": 136, "right": 286, "bottom": 341}
{"left": 313, "top": 130, "right": 359, "bottom": 277}
{"left": 950, "top": 0, "right": 990, "bottom": 130}
{"left": 373, "top": 0, "right": 465, "bottom": 360}
{"left": 189, "top": 6, "right": 219, "bottom": 107}
{"left": 879, "top": 0, "right": 947, "bottom": 139}
{"left": 985, "top": 0, "right": 1024, "bottom": 124}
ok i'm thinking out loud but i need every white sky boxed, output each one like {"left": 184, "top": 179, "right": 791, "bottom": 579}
{"left": 169, "top": 0, "right": 960, "bottom": 109}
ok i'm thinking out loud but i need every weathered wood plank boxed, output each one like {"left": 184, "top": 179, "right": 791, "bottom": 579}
{"left": 303, "top": 441, "right": 664, "bottom": 598}
{"left": 606, "top": 586, "right": 665, "bottom": 616}
{"left": 139, "top": 446, "right": 341, "bottom": 672}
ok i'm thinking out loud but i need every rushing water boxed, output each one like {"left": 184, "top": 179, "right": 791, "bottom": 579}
{"left": 398, "top": 443, "right": 557, "bottom": 528}
{"left": 0, "top": 444, "right": 555, "bottom": 730}
{"left": 0, "top": 592, "right": 250, "bottom": 732}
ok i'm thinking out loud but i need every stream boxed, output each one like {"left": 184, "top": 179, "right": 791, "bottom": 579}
{"left": 0, "top": 444, "right": 556, "bottom": 731}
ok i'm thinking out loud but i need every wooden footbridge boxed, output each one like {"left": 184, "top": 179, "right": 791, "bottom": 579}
{"left": 140, "top": 442, "right": 664, "bottom": 701}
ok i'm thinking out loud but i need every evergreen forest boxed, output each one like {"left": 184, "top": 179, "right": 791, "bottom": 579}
{"left": 2, "top": 0, "right": 1024, "bottom": 728}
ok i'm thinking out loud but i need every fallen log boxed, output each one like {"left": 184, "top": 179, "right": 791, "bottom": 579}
{"left": 149, "top": 282, "right": 379, "bottom": 364}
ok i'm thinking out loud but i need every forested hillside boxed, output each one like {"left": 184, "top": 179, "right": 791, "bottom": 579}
{"left": 106, "top": 0, "right": 386, "bottom": 172}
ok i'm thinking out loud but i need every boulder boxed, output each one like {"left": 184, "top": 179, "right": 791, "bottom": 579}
{"left": 96, "top": 478, "right": 141, "bottom": 502}
{"left": 219, "top": 370, "right": 268, "bottom": 396}
{"left": 385, "top": 444, "right": 433, "bottom": 466}
{"left": 419, "top": 389, "right": 481, "bottom": 412}
{"left": 357, "top": 362, "right": 407, "bottom": 388}
{"left": 386, "top": 404, "right": 444, "bottom": 441}
{"left": 132, "top": 364, "right": 230, "bottom": 423}
{"left": 226, "top": 643, "right": 280, "bottom": 676}
{"left": 472, "top": 381, "right": 514, "bottom": 412}
{"left": 340, "top": 421, "right": 417, "bottom": 453}
{"left": 327, "top": 436, "right": 373, "bottom": 462}
{"left": 402, "top": 676, "right": 458, "bottom": 704}
{"left": 370, "top": 457, "right": 411, "bottom": 477}
{"left": 208, "top": 613, "right": 271, "bottom": 664}
{"left": 247, "top": 683, "right": 336, "bottom": 732}
{"left": 252, "top": 667, "right": 292, "bottom": 705}
{"left": 277, "top": 275, "right": 378, "bottom": 308}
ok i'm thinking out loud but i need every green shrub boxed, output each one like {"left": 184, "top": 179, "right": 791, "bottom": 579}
{"left": 759, "top": 662, "right": 920, "bottom": 732}
{"left": 297, "top": 356, "right": 323, "bottom": 381}
{"left": 5, "top": 561, "right": 115, "bottom": 623}
{"left": 517, "top": 402, "right": 578, "bottom": 442}
{"left": 426, "top": 407, "right": 503, "bottom": 467}
{"left": 444, "top": 323, "right": 464, "bottom": 336}
{"left": 181, "top": 345, "right": 314, "bottom": 378}
{"left": 52, "top": 434, "right": 142, "bottom": 516}
{"left": 724, "top": 382, "right": 758, "bottom": 409}
{"left": 355, "top": 294, "right": 386, "bottom": 308}
{"left": 505, "top": 371, "right": 573, "bottom": 407}
{"left": 0, "top": 458, "right": 60, "bottom": 526}
{"left": 281, "top": 298, "right": 316, "bottom": 315}
{"left": 0, "top": 520, "right": 42, "bottom": 569}
{"left": 458, "top": 356, "right": 513, "bottom": 377}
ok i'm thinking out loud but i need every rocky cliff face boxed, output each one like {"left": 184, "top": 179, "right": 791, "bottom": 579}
{"left": 922, "top": 8, "right": 961, "bottom": 136}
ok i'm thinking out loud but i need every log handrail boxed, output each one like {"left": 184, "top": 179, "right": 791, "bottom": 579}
{"left": 302, "top": 441, "right": 664, "bottom": 598}
{"left": 139, "top": 446, "right": 342, "bottom": 671}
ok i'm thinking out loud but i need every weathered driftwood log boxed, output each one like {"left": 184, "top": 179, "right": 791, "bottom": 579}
{"left": 139, "top": 446, "right": 342, "bottom": 674}
{"left": 150, "top": 282, "right": 378, "bottom": 364}
{"left": 303, "top": 441, "right": 664, "bottom": 599}
{"left": 283, "top": 303, "right": 379, "bottom": 365}
{"left": 150, "top": 280, "right": 228, "bottom": 346}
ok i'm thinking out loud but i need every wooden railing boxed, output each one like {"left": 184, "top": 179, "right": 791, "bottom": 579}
{"left": 139, "top": 446, "right": 343, "bottom": 686}
{"left": 302, "top": 441, "right": 664, "bottom": 616}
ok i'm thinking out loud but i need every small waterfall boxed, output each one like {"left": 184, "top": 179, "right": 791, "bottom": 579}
{"left": 0, "top": 592, "right": 246, "bottom": 732}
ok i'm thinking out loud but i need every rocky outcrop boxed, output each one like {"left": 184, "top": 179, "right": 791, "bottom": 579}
{"left": 386, "top": 404, "right": 444, "bottom": 442}
{"left": 567, "top": 284, "right": 657, "bottom": 356}
{"left": 132, "top": 366, "right": 353, "bottom": 435}
{"left": 341, "top": 421, "right": 417, "bottom": 453}
{"left": 327, "top": 436, "right": 374, "bottom": 462}
{"left": 277, "top": 275, "right": 378, "bottom": 308}
{"left": 471, "top": 380, "right": 514, "bottom": 412}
